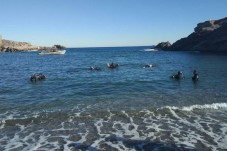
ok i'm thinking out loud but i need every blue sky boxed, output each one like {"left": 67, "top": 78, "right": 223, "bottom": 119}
{"left": 0, "top": 0, "right": 227, "bottom": 47}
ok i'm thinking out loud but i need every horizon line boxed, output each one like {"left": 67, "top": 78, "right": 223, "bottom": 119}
{"left": 67, "top": 45, "right": 155, "bottom": 49}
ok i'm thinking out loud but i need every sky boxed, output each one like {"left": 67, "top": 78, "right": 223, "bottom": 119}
{"left": 0, "top": 0, "right": 227, "bottom": 47}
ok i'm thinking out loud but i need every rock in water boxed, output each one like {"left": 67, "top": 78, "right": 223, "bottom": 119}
{"left": 155, "top": 41, "right": 171, "bottom": 50}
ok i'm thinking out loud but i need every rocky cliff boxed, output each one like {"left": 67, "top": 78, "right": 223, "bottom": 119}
{"left": 155, "top": 17, "right": 227, "bottom": 52}
{"left": 171, "top": 17, "right": 227, "bottom": 52}
{"left": 155, "top": 41, "right": 171, "bottom": 50}
{"left": 0, "top": 38, "right": 64, "bottom": 52}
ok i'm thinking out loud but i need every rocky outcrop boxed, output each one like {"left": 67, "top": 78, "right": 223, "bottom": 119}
{"left": 170, "top": 17, "right": 227, "bottom": 52}
{"left": 2, "top": 39, "right": 32, "bottom": 47}
{"left": 0, "top": 38, "right": 65, "bottom": 52}
{"left": 155, "top": 41, "right": 171, "bottom": 50}
{"left": 0, "top": 46, "right": 22, "bottom": 52}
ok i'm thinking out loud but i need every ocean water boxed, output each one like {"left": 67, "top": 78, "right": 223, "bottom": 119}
{"left": 0, "top": 47, "right": 227, "bottom": 151}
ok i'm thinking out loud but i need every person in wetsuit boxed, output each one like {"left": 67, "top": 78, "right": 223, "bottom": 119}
{"left": 192, "top": 70, "right": 199, "bottom": 81}
{"left": 172, "top": 71, "right": 184, "bottom": 80}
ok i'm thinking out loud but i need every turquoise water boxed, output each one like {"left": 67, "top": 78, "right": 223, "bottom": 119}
{"left": 0, "top": 47, "right": 227, "bottom": 151}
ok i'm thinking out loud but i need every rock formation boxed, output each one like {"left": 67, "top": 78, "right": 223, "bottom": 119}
{"left": 170, "top": 17, "right": 227, "bottom": 52}
{"left": 155, "top": 41, "right": 171, "bottom": 50}
{"left": 155, "top": 17, "right": 227, "bottom": 52}
{"left": 0, "top": 37, "right": 65, "bottom": 52}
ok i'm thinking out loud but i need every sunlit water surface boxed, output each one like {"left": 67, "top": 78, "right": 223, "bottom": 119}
{"left": 0, "top": 47, "right": 227, "bottom": 151}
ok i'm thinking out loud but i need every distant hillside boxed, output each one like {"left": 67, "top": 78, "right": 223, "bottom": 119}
{"left": 0, "top": 38, "right": 65, "bottom": 52}
{"left": 156, "top": 17, "right": 227, "bottom": 52}
{"left": 0, "top": 39, "right": 40, "bottom": 52}
{"left": 2, "top": 39, "right": 32, "bottom": 47}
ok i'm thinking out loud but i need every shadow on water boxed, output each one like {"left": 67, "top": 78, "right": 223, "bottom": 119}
{"left": 67, "top": 135, "right": 206, "bottom": 151}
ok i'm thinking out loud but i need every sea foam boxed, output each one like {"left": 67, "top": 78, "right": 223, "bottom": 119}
{"left": 163, "top": 102, "right": 227, "bottom": 111}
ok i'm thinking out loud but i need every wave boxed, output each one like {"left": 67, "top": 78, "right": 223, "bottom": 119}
{"left": 144, "top": 48, "right": 158, "bottom": 51}
{"left": 1, "top": 103, "right": 227, "bottom": 150}
{"left": 163, "top": 102, "right": 227, "bottom": 111}
{"left": 143, "top": 48, "right": 158, "bottom": 52}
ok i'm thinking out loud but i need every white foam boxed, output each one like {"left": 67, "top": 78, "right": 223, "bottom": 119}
{"left": 218, "top": 124, "right": 227, "bottom": 149}
{"left": 107, "top": 109, "right": 115, "bottom": 120}
{"left": 4, "top": 124, "right": 26, "bottom": 151}
{"left": 1, "top": 107, "right": 227, "bottom": 151}
{"left": 167, "top": 108, "right": 225, "bottom": 150}
{"left": 164, "top": 102, "right": 227, "bottom": 111}
{"left": 143, "top": 48, "right": 158, "bottom": 52}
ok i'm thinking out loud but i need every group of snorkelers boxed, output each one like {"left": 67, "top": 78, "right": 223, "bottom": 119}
{"left": 172, "top": 70, "right": 199, "bottom": 81}
{"left": 90, "top": 62, "right": 119, "bottom": 71}
{"left": 91, "top": 63, "right": 154, "bottom": 71}
{"left": 89, "top": 63, "right": 199, "bottom": 81}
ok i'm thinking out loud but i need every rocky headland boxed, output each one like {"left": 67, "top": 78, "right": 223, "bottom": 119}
{"left": 0, "top": 38, "right": 65, "bottom": 52}
{"left": 155, "top": 17, "right": 227, "bottom": 52}
{"left": 155, "top": 41, "right": 171, "bottom": 50}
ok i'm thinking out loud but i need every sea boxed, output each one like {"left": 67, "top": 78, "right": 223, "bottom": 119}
{"left": 0, "top": 46, "right": 227, "bottom": 151}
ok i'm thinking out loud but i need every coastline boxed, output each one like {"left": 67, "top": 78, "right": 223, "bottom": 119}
{"left": 0, "top": 45, "right": 57, "bottom": 52}
{"left": 0, "top": 39, "right": 60, "bottom": 52}
{"left": 155, "top": 17, "right": 227, "bottom": 52}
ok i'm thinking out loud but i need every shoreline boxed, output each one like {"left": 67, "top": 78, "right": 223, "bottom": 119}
{"left": 0, "top": 45, "right": 57, "bottom": 52}
{"left": 0, "top": 39, "right": 63, "bottom": 52}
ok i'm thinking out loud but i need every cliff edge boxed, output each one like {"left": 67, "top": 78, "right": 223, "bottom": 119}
{"left": 171, "top": 17, "right": 227, "bottom": 52}
{"left": 155, "top": 17, "right": 227, "bottom": 52}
